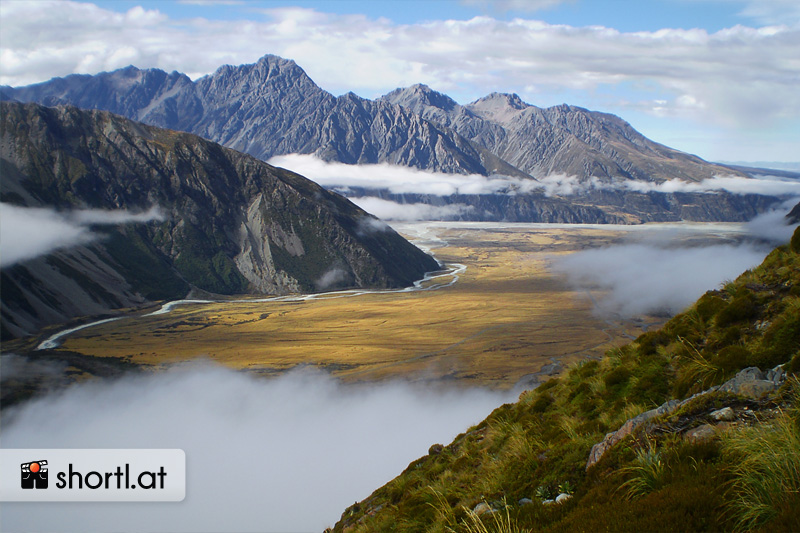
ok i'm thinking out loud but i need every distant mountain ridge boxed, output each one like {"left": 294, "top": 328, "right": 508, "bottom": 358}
{"left": 3, "top": 57, "right": 489, "bottom": 175}
{"left": 4, "top": 55, "right": 741, "bottom": 183}
{"left": 3, "top": 54, "right": 784, "bottom": 223}
{"left": 381, "top": 84, "right": 736, "bottom": 183}
{"left": 0, "top": 101, "right": 438, "bottom": 339}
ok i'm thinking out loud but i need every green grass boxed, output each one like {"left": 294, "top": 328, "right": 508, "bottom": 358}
{"left": 619, "top": 441, "right": 666, "bottom": 500}
{"left": 457, "top": 502, "right": 531, "bottom": 533}
{"left": 723, "top": 380, "right": 800, "bottom": 530}
{"left": 333, "top": 227, "right": 800, "bottom": 532}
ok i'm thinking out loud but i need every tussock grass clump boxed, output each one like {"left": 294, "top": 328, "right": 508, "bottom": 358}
{"left": 429, "top": 492, "right": 531, "bottom": 533}
{"left": 673, "top": 337, "right": 726, "bottom": 396}
{"left": 457, "top": 502, "right": 531, "bottom": 533}
{"left": 723, "top": 380, "right": 800, "bottom": 530}
{"left": 619, "top": 441, "right": 667, "bottom": 500}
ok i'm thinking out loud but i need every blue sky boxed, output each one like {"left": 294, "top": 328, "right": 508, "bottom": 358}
{"left": 1, "top": 0, "right": 798, "bottom": 162}
{"left": 95, "top": 0, "right": 757, "bottom": 31}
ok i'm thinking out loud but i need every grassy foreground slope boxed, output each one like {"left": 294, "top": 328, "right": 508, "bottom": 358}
{"left": 334, "top": 227, "right": 800, "bottom": 532}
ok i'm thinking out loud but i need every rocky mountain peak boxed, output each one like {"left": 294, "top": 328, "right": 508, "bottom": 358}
{"left": 117, "top": 64, "right": 142, "bottom": 75}
{"left": 467, "top": 92, "right": 530, "bottom": 123}
{"left": 252, "top": 54, "right": 305, "bottom": 81}
{"left": 381, "top": 83, "right": 459, "bottom": 113}
{"left": 106, "top": 66, "right": 191, "bottom": 95}
{"left": 204, "top": 54, "right": 310, "bottom": 87}
{"left": 341, "top": 91, "right": 366, "bottom": 101}
{"left": 472, "top": 92, "right": 528, "bottom": 108}
{"left": 548, "top": 102, "right": 577, "bottom": 113}
{"left": 257, "top": 53, "right": 298, "bottom": 68}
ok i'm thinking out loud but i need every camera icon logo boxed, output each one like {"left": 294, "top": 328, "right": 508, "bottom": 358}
{"left": 21, "top": 460, "right": 48, "bottom": 489}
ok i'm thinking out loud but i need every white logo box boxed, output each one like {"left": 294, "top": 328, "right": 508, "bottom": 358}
{"left": 0, "top": 449, "right": 185, "bottom": 502}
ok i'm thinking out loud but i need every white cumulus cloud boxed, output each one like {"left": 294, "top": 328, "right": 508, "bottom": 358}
{"left": 0, "top": 0, "right": 797, "bottom": 138}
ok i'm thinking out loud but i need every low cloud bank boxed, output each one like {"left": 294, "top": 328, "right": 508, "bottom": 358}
{"left": 269, "top": 154, "right": 800, "bottom": 201}
{"left": 269, "top": 154, "right": 534, "bottom": 196}
{"left": 315, "top": 265, "right": 350, "bottom": 290}
{"left": 0, "top": 204, "right": 164, "bottom": 267}
{"left": 269, "top": 155, "right": 603, "bottom": 199}
{"left": 622, "top": 175, "right": 800, "bottom": 197}
{"left": 551, "top": 206, "right": 799, "bottom": 318}
{"left": 742, "top": 200, "right": 800, "bottom": 244}
{"left": 356, "top": 216, "right": 391, "bottom": 235}
{"left": 350, "top": 197, "right": 475, "bottom": 221}
{"left": 1, "top": 365, "right": 510, "bottom": 532}
{"left": 541, "top": 174, "right": 800, "bottom": 198}
{"left": 553, "top": 242, "right": 771, "bottom": 317}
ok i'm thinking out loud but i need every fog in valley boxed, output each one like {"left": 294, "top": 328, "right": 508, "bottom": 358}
{"left": 2, "top": 202, "right": 797, "bottom": 532}
{"left": 0, "top": 364, "right": 513, "bottom": 532}
{"left": 550, "top": 204, "right": 799, "bottom": 317}
{"left": 269, "top": 154, "right": 800, "bottom": 222}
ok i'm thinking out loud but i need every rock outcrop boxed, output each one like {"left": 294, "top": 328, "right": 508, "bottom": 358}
{"left": 786, "top": 201, "right": 800, "bottom": 225}
{"left": 585, "top": 365, "right": 788, "bottom": 469}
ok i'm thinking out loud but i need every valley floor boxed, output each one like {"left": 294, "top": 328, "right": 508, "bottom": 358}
{"left": 9, "top": 222, "right": 744, "bottom": 390}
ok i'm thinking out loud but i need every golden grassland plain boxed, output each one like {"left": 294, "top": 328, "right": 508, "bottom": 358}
{"left": 43, "top": 223, "right": 664, "bottom": 389}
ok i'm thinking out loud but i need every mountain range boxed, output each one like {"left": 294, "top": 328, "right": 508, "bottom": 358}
{"left": 2, "top": 54, "right": 787, "bottom": 223}
{"left": 0, "top": 101, "right": 438, "bottom": 339}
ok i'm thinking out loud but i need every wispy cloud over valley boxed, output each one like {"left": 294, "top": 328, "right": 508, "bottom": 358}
{"left": 268, "top": 155, "right": 800, "bottom": 222}
{"left": 550, "top": 205, "right": 800, "bottom": 317}
{"left": 0, "top": 204, "right": 164, "bottom": 267}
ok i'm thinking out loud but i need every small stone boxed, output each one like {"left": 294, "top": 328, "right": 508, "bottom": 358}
{"left": 739, "top": 367, "right": 766, "bottom": 381}
{"left": 710, "top": 406, "right": 735, "bottom": 422}
{"left": 738, "top": 380, "right": 777, "bottom": 399}
{"left": 685, "top": 424, "right": 716, "bottom": 442}
{"left": 518, "top": 498, "right": 533, "bottom": 506}
{"left": 555, "top": 493, "right": 572, "bottom": 503}
{"left": 542, "top": 499, "right": 555, "bottom": 505}
{"left": 719, "top": 367, "right": 779, "bottom": 399}
{"left": 428, "top": 444, "right": 444, "bottom": 455}
{"left": 473, "top": 502, "right": 492, "bottom": 516}
{"left": 766, "top": 366, "right": 786, "bottom": 384}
